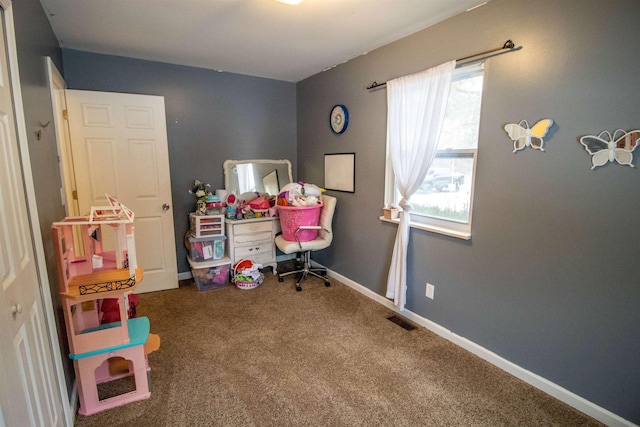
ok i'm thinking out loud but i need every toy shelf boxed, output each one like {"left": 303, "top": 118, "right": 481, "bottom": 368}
{"left": 70, "top": 316, "right": 152, "bottom": 416}
{"left": 59, "top": 267, "right": 144, "bottom": 356}
{"left": 52, "top": 196, "right": 157, "bottom": 416}
{"left": 70, "top": 316, "right": 150, "bottom": 360}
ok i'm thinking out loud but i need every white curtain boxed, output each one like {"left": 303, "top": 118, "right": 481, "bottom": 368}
{"left": 385, "top": 60, "right": 455, "bottom": 310}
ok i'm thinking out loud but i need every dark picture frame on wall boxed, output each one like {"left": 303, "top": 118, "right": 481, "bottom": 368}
{"left": 324, "top": 152, "right": 355, "bottom": 193}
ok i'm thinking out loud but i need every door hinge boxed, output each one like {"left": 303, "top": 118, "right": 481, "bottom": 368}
{"left": 63, "top": 109, "right": 68, "bottom": 120}
{"left": 72, "top": 190, "right": 78, "bottom": 200}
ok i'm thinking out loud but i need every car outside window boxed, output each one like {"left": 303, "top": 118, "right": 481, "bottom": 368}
{"left": 385, "top": 63, "right": 484, "bottom": 239}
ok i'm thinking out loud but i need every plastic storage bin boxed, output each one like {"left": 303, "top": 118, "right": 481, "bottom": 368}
{"left": 187, "top": 235, "right": 226, "bottom": 262}
{"left": 277, "top": 203, "right": 323, "bottom": 242}
{"left": 188, "top": 256, "right": 231, "bottom": 291}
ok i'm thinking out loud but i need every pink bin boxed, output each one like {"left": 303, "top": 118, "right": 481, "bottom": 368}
{"left": 278, "top": 203, "right": 323, "bottom": 242}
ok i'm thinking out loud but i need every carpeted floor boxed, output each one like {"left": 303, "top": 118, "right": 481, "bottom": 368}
{"left": 74, "top": 270, "right": 603, "bottom": 426}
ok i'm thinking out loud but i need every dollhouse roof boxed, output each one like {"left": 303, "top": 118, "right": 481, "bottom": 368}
{"left": 53, "top": 195, "right": 135, "bottom": 226}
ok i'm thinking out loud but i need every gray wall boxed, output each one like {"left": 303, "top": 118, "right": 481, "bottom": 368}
{"left": 297, "top": 0, "right": 640, "bottom": 423}
{"left": 13, "top": 0, "right": 73, "bottom": 396}
{"left": 62, "top": 50, "right": 297, "bottom": 273}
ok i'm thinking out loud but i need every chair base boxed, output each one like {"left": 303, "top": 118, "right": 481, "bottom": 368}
{"left": 278, "top": 251, "right": 330, "bottom": 291}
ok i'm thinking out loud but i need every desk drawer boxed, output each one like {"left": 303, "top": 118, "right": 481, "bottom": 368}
{"left": 233, "top": 231, "right": 272, "bottom": 245}
{"left": 235, "top": 243, "right": 273, "bottom": 260}
{"left": 233, "top": 252, "right": 273, "bottom": 266}
{"left": 233, "top": 221, "right": 272, "bottom": 235}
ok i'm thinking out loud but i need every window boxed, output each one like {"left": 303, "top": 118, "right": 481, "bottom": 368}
{"left": 236, "top": 163, "right": 256, "bottom": 193}
{"left": 384, "top": 63, "right": 485, "bottom": 239}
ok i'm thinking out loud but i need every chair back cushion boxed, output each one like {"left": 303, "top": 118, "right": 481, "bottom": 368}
{"left": 317, "top": 195, "right": 336, "bottom": 245}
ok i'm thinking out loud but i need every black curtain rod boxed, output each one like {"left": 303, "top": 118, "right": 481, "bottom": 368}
{"left": 366, "top": 39, "right": 518, "bottom": 90}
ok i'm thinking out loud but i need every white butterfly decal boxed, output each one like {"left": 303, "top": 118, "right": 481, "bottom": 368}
{"left": 504, "top": 119, "right": 554, "bottom": 153}
{"left": 579, "top": 129, "right": 640, "bottom": 169}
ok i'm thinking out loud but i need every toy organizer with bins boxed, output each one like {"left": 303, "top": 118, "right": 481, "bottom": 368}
{"left": 189, "top": 213, "right": 224, "bottom": 238}
{"left": 52, "top": 197, "right": 155, "bottom": 416}
{"left": 188, "top": 212, "right": 231, "bottom": 290}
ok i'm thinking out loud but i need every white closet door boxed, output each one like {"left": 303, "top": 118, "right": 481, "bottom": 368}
{"left": 0, "top": 3, "right": 63, "bottom": 426}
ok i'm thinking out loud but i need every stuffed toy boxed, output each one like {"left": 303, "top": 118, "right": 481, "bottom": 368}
{"left": 277, "top": 182, "right": 324, "bottom": 206}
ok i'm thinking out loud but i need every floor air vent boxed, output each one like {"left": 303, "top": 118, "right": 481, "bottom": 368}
{"left": 387, "top": 315, "right": 415, "bottom": 331}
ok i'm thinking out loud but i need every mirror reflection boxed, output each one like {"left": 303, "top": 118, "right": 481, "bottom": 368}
{"left": 224, "top": 159, "right": 293, "bottom": 196}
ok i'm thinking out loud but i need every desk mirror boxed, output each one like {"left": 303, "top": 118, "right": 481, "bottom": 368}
{"left": 224, "top": 159, "right": 293, "bottom": 196}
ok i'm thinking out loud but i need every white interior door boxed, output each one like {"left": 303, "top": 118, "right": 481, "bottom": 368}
{"left": 0, "top": 3, "right": 63, "bottom": 426}
{"left": 65, "top": 90, "right": 178, "bottom": 293}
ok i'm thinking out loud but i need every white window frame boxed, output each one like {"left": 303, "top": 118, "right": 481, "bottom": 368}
{"left": 382, "top": 63, "right": 484, "bottom": 240}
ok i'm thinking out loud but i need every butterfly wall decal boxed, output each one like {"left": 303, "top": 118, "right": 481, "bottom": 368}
{"left": 579, "top": 129, "right": 640, "bottom": 170}
{"left": 504, "top": 119, "right": 554, "bottom": 153}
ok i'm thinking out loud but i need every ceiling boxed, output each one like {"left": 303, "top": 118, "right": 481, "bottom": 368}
{"left": 39, "top": 0, "right": 490, "bottom": 82}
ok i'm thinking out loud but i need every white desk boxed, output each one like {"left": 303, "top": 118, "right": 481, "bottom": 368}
{"left": 225, "top": 216, "right": 280, "bottom": 273}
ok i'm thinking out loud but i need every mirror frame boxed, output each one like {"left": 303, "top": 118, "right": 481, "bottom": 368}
{"left": 223, "top": 159, "right": 293, "bottom": 195}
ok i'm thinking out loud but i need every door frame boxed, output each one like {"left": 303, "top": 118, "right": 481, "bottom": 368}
{"left": 1, "top": 1, "right": 72, "bottom": 425}
{"left": 46, "top": 58, "right": 79, "bottom": 418}
{"left": 46, "top": 57, "right": 78, "bottom": 216}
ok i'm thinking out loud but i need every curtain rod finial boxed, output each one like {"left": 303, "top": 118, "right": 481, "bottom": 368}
{"left": 367, "top": 81, "right": 386, "bottom": 90}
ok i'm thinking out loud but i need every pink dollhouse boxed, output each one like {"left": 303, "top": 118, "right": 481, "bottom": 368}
{"left": 52, "top": 196, "right": 155, "bottom": 415}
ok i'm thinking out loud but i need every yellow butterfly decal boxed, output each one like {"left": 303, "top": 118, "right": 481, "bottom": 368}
{"left": 504, "top": 119, "right": 554, "bottom": 153}
{"left": 579, "top": 129, "right": 640, "bottom": 170}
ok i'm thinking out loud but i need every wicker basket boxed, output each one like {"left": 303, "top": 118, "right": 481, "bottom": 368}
{"left": 233, "top": 276, "right": 263, "bottom": 290}
{"left": 232, "top": 259, "right": 264, "bottom": 290}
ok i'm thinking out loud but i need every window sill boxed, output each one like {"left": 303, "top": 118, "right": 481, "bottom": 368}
{"left": 379, "top": 216, "right": 471, "bottom": 240}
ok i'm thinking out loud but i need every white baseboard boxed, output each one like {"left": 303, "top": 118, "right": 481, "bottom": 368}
{"left": 319, "top": 263, "right": 635, "bottom": 427}
{"left": 179, "top": 254, "right": 296, "bottom": 281}
{"left": 178, "top": 271, "right": 192, "bottom": 281}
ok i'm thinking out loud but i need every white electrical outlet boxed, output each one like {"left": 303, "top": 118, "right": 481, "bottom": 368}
{"left": 426, "top": 283, "right": 435, "bottom": 299}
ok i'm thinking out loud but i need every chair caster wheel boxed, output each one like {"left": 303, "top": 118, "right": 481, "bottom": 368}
{"left": 325, "top": 281, "right": 331, "bottom": 287}
{"left": 278, "top": 277, "right": 284, "bottom": 282}
{"left": 296, "top": 285, "right": 302, "bottom": 292}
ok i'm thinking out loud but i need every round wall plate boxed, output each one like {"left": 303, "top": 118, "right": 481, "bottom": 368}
{"left": 330, "top": 104, "right": 349, "bottom": 134}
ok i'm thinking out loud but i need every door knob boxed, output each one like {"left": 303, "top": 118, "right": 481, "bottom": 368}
{"left": 11, "top": 303, "right": 22, "bottom": 315}
{"left": 162, "top": 203, "right": 170, "bottom": 211}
